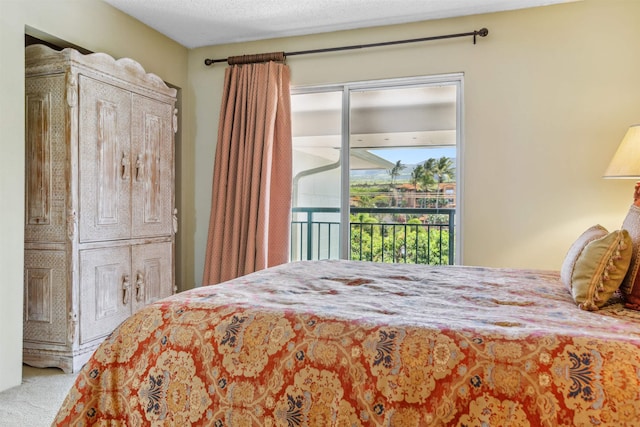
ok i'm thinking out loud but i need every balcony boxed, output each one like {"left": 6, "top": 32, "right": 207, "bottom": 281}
{"left": 291, "top": 207, "right": 455, "bottom": 265}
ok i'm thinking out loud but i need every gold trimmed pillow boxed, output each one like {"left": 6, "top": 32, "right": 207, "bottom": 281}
{"left": 621, "top": 204, "right": 640, "bottom": 310}
{"left": 569, "top": 229, "right": 632, "bottom": 311}
{"left": 560, "top": 225, "right": 608, "bottom": 290}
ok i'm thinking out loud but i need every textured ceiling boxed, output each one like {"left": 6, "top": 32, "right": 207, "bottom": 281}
{"left": 102, "top": 0, "right": 579, "bottom": 49}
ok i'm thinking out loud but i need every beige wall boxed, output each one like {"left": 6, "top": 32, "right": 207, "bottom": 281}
{"left": 188, "top": 0, "right": 639, "bottom": 284}
{"left": 0, "top": 0, "right": 188, "bottom": 391}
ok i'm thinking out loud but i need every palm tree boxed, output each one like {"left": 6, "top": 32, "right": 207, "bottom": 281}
{"left": 433, "top": 157, "right": 455, "bottom": 183}
{"left": 410, "top": 164, "right": 424, "bottom": 191}
{"left": 387, "top": 160, "right": 406, "bottom": 186}
{"left": 386, "top": 160, "right": 405, "bottom": 207}
{"left": 431, "top": 157, "right": 455, "bottom": 208}
{"left": 410, "top": 164, "right": 425, "bottom": 208}
{"left": 419, "top": 158, "right": 437, "bottom": 207}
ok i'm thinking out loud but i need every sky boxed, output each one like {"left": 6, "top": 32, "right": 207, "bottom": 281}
{"left": 370, "top": 146, "right": 456, "bottom": 165}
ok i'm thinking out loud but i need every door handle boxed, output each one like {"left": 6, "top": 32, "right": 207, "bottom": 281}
{"left": 135, "top": 154, "right": 144, "bottom": 181}
{"left": 135, "top": 271, "right": 145, "bottom": 303}
{"left": 122, "top": 274, "right": 130, "bottom": 305}
{"left": 121, "top": 152, "right": 129, "bottom": 181}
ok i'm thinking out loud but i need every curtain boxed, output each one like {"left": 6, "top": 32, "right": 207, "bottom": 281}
{"left": 202, "top": 61, "right": 292, "bottom": 285}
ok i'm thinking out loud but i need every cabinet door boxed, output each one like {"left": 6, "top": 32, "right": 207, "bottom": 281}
{"left": 131, "top": 242, "right": 173, "bottom": 312}
{"left": 131, "top": 94, "right": 173, "bottom": 238}
{"left": 24, "top": 74, "right": 68, "bottom": 243}
{"left": 79, "top": 76, "right": 132, "bottom": 242}
{"left": 23, "top": 249, "right": 68, "bottom": 345}
{"left": 79, "top": 246, "right": 131, "bottom": 344}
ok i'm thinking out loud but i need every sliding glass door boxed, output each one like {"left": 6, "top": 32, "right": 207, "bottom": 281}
{"left": 290, "top": 74, "right": 462, "bottom": 264}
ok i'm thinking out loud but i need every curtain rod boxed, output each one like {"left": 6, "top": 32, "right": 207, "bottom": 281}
{"left": 204, "top": 27, "right": 488, "bottom": 66}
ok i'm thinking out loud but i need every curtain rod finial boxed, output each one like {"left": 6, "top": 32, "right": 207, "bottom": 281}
{"left": 473, "top": 28, "right": 489, "bottom": 44}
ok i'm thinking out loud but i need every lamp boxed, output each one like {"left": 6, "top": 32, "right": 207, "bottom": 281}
{"left": 605, "top": 125, "right": 640, "bottom": 312}
{"left": 604, "top": 125, "right": 640, "bottom": 207}
{"left": 604, "top": 125, "right": 640, "bottom": 179}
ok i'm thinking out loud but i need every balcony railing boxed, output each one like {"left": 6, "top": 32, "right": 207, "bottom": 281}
{"left": 291, "top": 207, "right": 455, "bottom": 265}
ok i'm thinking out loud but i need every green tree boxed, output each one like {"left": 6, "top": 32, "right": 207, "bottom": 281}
{"left": 432, "top": 156, "right": 455, "bottom": 184}
{"left": 386, "top": 160, "right": 405, "bottom": 207}
{"left": 418, "top": 158, "right": 437, "bottom": 206}
{"left": 410, "top": 164, "right": 424, "bottom": 191}
{"left": 349, "top": 214, "right": 450, "bottom": 265}
{"left": 387, "top": 160, "right": 406, "bottom": 186}
{"left": 347, "top": 156, "right": 454, "bottom": 264}
{"left": 432, "top": 157, "right": 454, "bottom": 208}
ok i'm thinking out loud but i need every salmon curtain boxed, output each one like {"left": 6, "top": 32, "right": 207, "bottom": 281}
{"left": 202, "top": 61, "right": 292, "bottom": 285}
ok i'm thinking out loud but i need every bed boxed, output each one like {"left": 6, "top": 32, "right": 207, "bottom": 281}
{"left": 54, "top": 259, "right": 640, "bottom": 426}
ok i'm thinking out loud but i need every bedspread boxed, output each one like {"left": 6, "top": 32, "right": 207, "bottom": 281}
{"left": 54, "top": 260, "right": 640, "bottom": 426}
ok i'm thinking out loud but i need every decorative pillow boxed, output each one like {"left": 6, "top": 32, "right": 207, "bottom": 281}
{"left": 569, "top": 229, "right": 632, "bottom": 311}
{"left": 621, "top": 204, "right": 640, "bottom": 310}
{"left": 560, "top": 224, "right": 608, "bottom": 290}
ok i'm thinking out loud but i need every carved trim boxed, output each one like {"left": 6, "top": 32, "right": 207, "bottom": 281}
{"left": 68, "top": 311, "right": 78, "bottom": 344}
{"left": 26, "top": 44, "right": 177, "bottom": 98}
{"left": 173, "top": 208, "right": 178, "bottom": 234}
{"left": 173, "top": 108, "right": 179, "bottom": 133}
{"left": 66, "top": 71, "right": 78, "bottom": 108}
{"left": 67, "top": 209, "right": 77, "bottom": 240}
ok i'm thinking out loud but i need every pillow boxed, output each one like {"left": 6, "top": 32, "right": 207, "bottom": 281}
{"left": 569, "top": 229, "right": 632, "bottom": 311}
{"left": 621, "top": 204, "right": 640, "bottom": 310}
{"left": 560, "top": 224, "right": 608, "bottom": 290}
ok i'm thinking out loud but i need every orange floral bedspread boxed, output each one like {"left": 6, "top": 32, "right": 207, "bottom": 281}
{"left": 54, "top": 260, "right": 640, "bottom": 426}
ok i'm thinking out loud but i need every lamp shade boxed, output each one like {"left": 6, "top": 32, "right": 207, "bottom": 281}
{"left": 604, "top": 125, "right": 640, "bottom": 178}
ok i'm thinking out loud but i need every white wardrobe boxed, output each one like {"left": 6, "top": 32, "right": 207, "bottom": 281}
{"left": 24, "top": 44, "right": 178, "bottom": 373}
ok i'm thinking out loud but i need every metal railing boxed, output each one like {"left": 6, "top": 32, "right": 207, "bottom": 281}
{"left": 291, "top": 207, "right": 455, "bottom": 265}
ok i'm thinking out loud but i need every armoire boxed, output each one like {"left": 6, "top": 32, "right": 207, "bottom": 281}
{"left": 24, "top": 44, "right": 178, "bottom": 373}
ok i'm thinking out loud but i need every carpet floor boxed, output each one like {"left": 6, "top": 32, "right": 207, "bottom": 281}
{"left": 0, "top": 365, "right": 77, "bottom": 427}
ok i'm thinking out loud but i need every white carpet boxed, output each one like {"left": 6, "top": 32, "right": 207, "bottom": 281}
{"left": 0, "top": 366, "right": 78, "bottom": 427}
